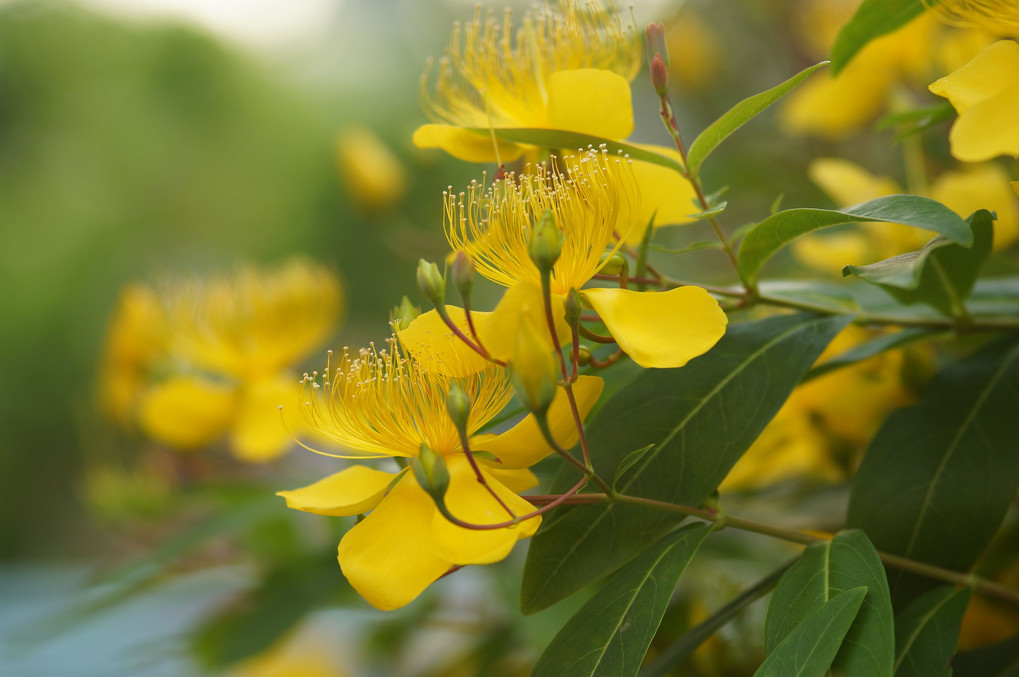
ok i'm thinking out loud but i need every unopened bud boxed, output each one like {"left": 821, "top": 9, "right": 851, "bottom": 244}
{"left": 412, "top": 443, "right": 450, "bottom": 502}
{"left": 576, "top": 345, "right": 593, "bottom": 366}
{"left": 528, "top": 210, "right": 564, "bottom": 274}
{"left": 650, "top": 52, "right": 669, "bottom": 97}
{"left": 598, "top": 251, "right": 627, "bottom": 276}
{"left": 446, "top": 381, "right": 471, "bottom": 433}
{"left": 646, "top": 22, "right": 669, "bottom": 65}
{"left": 391, "top": 296, "right": 420, "bottom": 331}
{"left": 565, "top": 288, "right": 582, "bottom": 329}
{"left": 416, "top": 259, "right": 445, "bottom": 303}
{"left": 510, "top": 314, "right": 558, "bottom": 414}
{"left": 451, "top": 250, "right": 475, "bottom": 302}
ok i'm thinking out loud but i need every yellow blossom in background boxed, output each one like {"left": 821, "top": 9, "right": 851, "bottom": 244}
{"left": 722, "top": 325, "right": 914, "bottom": 492}
{"left": 922, "top": 0, "right": 1019, "bottom": 33}
{"left": 665, "top": 10, "right": 721, "bottom": 92}
{"left": 278, "top": 339, "right": 604, "bottom": 609}
{"left": 231, "top": 626, "right": 351, "bottom": 677}
{"left": 398, "top": 149, "right": 727, "bottom": 370}
{"left": 793, "top": 157, "right": 1019, "bottom": 273}
{"left": 100, "top": 259, "right": 343, "bottom": 462}
{"left": 335, "top": 125, "right": 407, "bottom": 211}
{"left": 929, "top": 39, "right": 1019, "bottom": 162}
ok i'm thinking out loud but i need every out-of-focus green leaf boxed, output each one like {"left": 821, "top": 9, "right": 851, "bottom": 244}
{"left": 685, "top": 62, "right": 828, "bottom": 179}
{"left": 737, "top": 196, "right": 972, "bottom": 285}
{"left": 877, "top": 102, "right": 956, "bottom": 141}
{"left": 754, "top": 587, "right": 868, "bottom": 677}
{"left": 804, "top": 327, "right": 937, "bottom": 381}
{"left": 830, "top": 0, "right": 926, "bottom": 74}
{"left": 765, "top": 530, "right": 894, "bottom": 676}
{"left": 892, "top": 586, "right": 971, "bottom": 677}
{"left": 531, "top": 522, "right": 712, "bottom": 677}
{"left": 848, "top": 336, "right": 1019, "bottom": 607}
{"left": 844, "top": 210, "right": 993, "bottom": 315}
{"left": 953, "top": 635, "right": 1019, "bottom": 677}
{"left": 476, "top": 127, "right": 684, "bottom": 172}
{"left": 521, "top": 313, "right": 850, "bottom": 614}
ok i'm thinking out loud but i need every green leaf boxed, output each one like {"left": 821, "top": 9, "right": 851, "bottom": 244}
{"left": 648, "top": 240, "right": 723, "bottom": 255}
{"left": 876, "top": 102, "right": 956, "bottom": 142}
{"left": 686, "top": 61, "right": 828, "bottom": 179}
{"left": 521, "top": 313, "right": 851, "bottom": 613}
{"left": 830, "top": 0, "right": 926, "bottom": 75}
{"left": 687, "top": 201, "right": 727, "bottom": 220}
{"left": 893, "top": 586, "right": 971, "bottom": 677}
{"left": 531, "top": 522, "right": 712, "bottom": 677}
{"left": 843, "top": 210, "right": 994, "bottom": 316}
{"left": 737, "top": 195, "right": 972, "bottom": 285}
{"left": 754, "top": 587, "right": 868, "bottom": 677}
{"left": 804, "top": 327, "right": 937, "bottom": 381}
{"left": 612, "top": 444, "right": 655, "bottom": 492}
{"left": 953, "top": 635, "right": 1019, "bottom": 677}
{"left": 765, "top": 530, "right": 894, "bottom": 677}
{"left": 640, "top": 560, "right": 793, "bottom": 677}
{"left": 476, "top": 127, "right": 684, "bottom": 173}
{"left": 847, "top": 336, "right": 1019, "bottom": 607}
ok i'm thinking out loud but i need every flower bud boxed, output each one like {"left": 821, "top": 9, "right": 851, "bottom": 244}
{"left": 646, "top": 22, "right": 669, "bottom": 65}
{"left": 510, "top": 314, "right": 558, "bottom": 414}
{"left": 446, "top": 381, "right": 471, "bottom": 433}
{"left": 598, "top": 251, "right": 627, "bottom": 276}
{"left": 412, "top": 443, "right": 450, "bottom": 503}
{"left": 391, "top": 296, "right": 420, "bottom": 331}
{"left": 416, "top": 259, "right": 445, "bottom": 303}
{"left": 650, "top": 52, "right": 669, "bottom": 97}
{"left": 451, "top": 250, "right": 475, "bottom": 302}
{"left": 576, "top": 345, "right": 593, "bottom": 366}
{"left": 528, "top": 210, "right": 564, "bottom": 274}
{"left": 564, "top": 288, "right": 582, "bottom": 329}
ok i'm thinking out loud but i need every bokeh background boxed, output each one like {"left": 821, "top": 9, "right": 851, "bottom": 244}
{"left": 3, "top": 0, "right": 1009, "bottom": 674}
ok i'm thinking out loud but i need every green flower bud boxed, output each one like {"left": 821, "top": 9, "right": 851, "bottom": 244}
{"left": 510, "top": 315, "right": 558, "bottom": 414}
{"left": 564, "top": 288, "right": 582, "bottom": 329}
{"left": 412, "top": 443, "right": 450, "bottom": 503}
{"left": 528, "top": 210, "right": 564, "bottom": 274}
{"left": 451, "top": 250, "right": 475, "bottom": 302}
{"left": 416, "top": 259, "right": 445, "bottom": 303}
{"left": 598, "top": 251, "right": 627, "bottom": 276}
{"left": 446, "top": 381, "right": 471, "bottom": 433}
{"left": 391, "top": 295, "right": 420, "bottom": 331}
{"left": 576, "top": 344, "right": 593, "bottom": 366}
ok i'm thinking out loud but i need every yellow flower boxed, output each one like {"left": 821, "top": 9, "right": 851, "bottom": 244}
{"left": 929, "top": 39, "right": 1019, "bottom": 162}
{"left": 101, "top": 259, "right": 343, "bottom": 462}
{"left": 400, "top": 149, "right": 727, "bottom": 370}
{"left": 231, "top": 625, "right": 351, "bottom": 677}
{"left": 413, "top": 1, "right": 699, "bottom": 237}
{"left": 277, "top": 340, "right": 604, "bottom": 610}
{"left": 793, "top": 157, "right": 1018, "bottom": 272}
{"left": 335, "top": 125, "right": 406, "bottom": 211}
{"left": 923, "top": 0, "right": 1019, "bottom": 33}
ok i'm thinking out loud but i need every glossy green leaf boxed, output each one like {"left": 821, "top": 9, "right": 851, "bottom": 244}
{"left": 685, "top": 61, "right": 827, "bottom": 179}
{"left": 521, "top": 313, "right": 850, "bottom": 614}
{"left": 804, "top": 327, "right": 937, "bottom": 381}
{"left": 848, "top": 336, "right": 1019, "bottom": 607}
{"left": 475, "top": 127, "right": 684, "bottom": 172}
{"left": 830, "top": 0, "right": 926, "bottom": 74}
{"left": 531, "top": 522, "right": 712, "bottom": 677}
{"left": 844, "top": 210, "right": 993, "bottom": 315}
{"left": 612, "top": 444, "right": 655, "bottom": 492}
{"left": 953, "top": 635, "right": 1019, "bottom": 677}
{"left": 893, "top": 586, "right": 971, "bottom": 677}
{"left": 766, "top": 530, "right": 894, "bottom": 677}
{"left": 754, "top": 587, "right": 868, "bottom": 677}
{"left": 737, "top": 195, "right": 972, "bottom": 285}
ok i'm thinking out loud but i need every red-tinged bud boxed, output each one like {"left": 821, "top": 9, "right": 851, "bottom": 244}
{"left": 646, "top": 22, "right": 669, "bottom": 65}
{"left": 650, "top": 52, "right": 669, "bottom": 97}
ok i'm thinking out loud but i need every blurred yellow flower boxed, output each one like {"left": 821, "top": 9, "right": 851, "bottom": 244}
{"left": 929, "top": 39, "right": 1019, "bottom": 162}
{"left": 231, "top": 626, "right": 351, "bottom": 677}
{"left": 793, "top": 157, "right": 1018, "bottom": 272}
{"left": 335, "top": 125, "right": 406, "bottom": 211}
{"left": 923, "top": 0, "right": 1019, "bottom": 33}
{"left": 400, "top": 149, "right": 727, "bottom": 370}
{"left": 100, "top": 259, "right": 343, "bottom": 462}
{"left": 278, "top": 340, "right": 603, "bottom": 610}
{"left": 665, "top": 10, "right": 721, "bottom": 92}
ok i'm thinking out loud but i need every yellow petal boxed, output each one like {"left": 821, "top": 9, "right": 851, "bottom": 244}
{"left": 545, "top": 69, "right": 634, "bottom": 140}
{"left": 780, "top": 61, "right": 893, "bottom": 139}
{"left": 397, "top": 305, "right": 492, "bottom": 377}
{"left": 583, "top": 286, "right": 727, "bottom": 369}
{"left": 412, "top": 124, "right": 526, "bottom": 164}
{"left": 430, "top": 454, "right": 540, "bottom": 565}
{"left": 929, "top": 40, "right": 1019, "bottom": 114}
{"left": 482, "top": 466, "right": 539, "bottom": 493}
{"left": 929, "top": 163, "right": 1019, "bottom": 250}
{"left": 625, "top": 144, "right": 698, "bottom": 243}
{"left": 277, "top": 465, "right": 396, "bottom": 516}
{"left": 138, "top": 376, "right": 236, "bottom": 450}
{"left": 230, "top": 375, "right": 298, "bottom": 463}
{"left": 337, "top": 474, "right": 452, "bottom": 610}
{"left": 808, "top": 158, "right": 899, "bottom": 207}
{"left": 792, "top": 231, "right": 872, "bottom": 273}
{"left": 945, "top": 80, "right": 1019, "bottom": 162}
{"left": 476, "top": 283, "right": 571, "bottom": 364}
{"left": 474, "top": 375, "right": 604, "bottom": 468}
